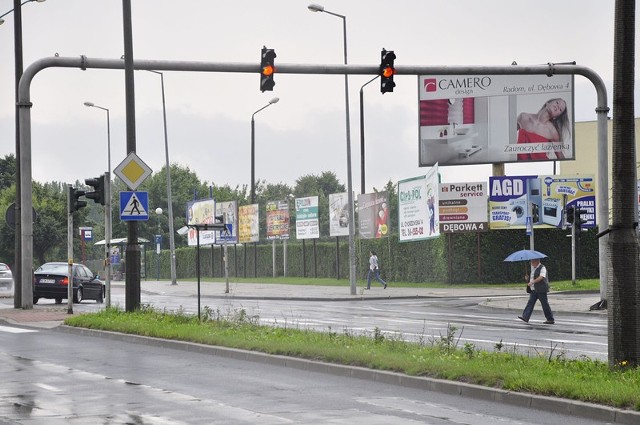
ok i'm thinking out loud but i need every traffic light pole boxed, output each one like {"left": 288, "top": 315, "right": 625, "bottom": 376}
{"left": 67, "top": 185, "right": 74, "bottom": 315}
{"left": 571, "top": 216, "right": 576, "bottom": 285}
{"left": 16, "top": 57, "right": 610, "bottom": 305}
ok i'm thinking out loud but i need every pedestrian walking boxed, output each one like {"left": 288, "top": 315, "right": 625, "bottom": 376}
{"left": 518, "top": 258, "right": 555, "bottom": 324}
{"left": 366, "top": 250, "right": 387, "bottom": 290}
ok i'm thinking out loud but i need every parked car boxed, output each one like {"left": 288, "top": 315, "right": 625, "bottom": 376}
{"left": 0, "top": 263, "right": 13, "bottom": 291}
{"left": 33, "top": 262, "right": 104, "bottom": 304}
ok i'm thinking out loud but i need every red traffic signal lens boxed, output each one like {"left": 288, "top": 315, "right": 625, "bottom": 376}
{"left": 382, "top": 67, "right": 395, "bottom": 78}
{"left": 262, "top": 65, "right": 274, "bottom": 76}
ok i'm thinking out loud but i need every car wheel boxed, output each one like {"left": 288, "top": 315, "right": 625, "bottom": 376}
{"left": 33, "top": 297, "right": 38, "bottom": 305}
{"left": 55, "top": 298, "right": 62, "bottom": 304}
{"left": 96, "top": 287, "right": 104, "bottom": 304}
{"left": 74, "top": 287, "right": 83, "bottom": 304}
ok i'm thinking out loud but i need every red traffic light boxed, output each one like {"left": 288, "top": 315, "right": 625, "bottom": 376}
{"left": 382, "top": 66, "right": 395, "bottom": 78}
{"left": 262, "top": 65, "right": 274, "bottom": 76}
{"left": 260, "top": 47, "right": 276, "bottom": 92}
{"left": 379, "top": 49, "right": 396, "bottom": 93}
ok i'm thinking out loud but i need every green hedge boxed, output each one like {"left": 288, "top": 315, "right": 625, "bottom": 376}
{"left": 146, "top": 227, "right": 599, "bottom": 284}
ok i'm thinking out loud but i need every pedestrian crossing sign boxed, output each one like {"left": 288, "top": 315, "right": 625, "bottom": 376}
{"left": 120, "top": 191, "right": 149, "bottom": 221}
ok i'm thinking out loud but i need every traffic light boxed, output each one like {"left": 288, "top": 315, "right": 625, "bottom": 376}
{"left": 565, "top": 206, "right": 575, "bottom": 226}
{"left": 379, "top": 48, "right": 396, "bottom": 93}
{"left": 68, "top": 186, "right": 87, "bottom": 213}
{"left": 260, "top": 47, "right": 276, "bottom": 92}
{"left": 85, "top": 174, "right": 106, "bottom": 205}
{"left": 574, "top": 208, "right": 587, "bottom": 228}
{"left": 212, "top": 214, "right": 226, "bottom": 230}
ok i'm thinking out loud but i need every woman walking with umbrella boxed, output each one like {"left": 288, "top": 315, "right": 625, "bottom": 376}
{"left": 505, "top": 250, "right": 555, "bottom": 324}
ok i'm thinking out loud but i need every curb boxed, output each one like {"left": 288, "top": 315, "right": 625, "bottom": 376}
{"left": 56, "top": 324, "right": 639, "bottom": 424}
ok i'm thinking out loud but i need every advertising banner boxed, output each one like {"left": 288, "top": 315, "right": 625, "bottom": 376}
{"left": 238, "top": 204, "right": 259, "bottom": 243}
{"left": 540, "top": 175, "right": 596, "bottom": 228}
{"left": 214, "top": 200, "right": 238, "bottom": 244}
{"left": 439, "top": 181, "right": 488, "bottom": 233}
{"left": 266, "top": 200, "right": 290, "bottom": 240}
{"left": 489, "top": 175, "right": 595, "bottom": 230}
{"left": 424, "top": 164, "right": 440, "bottom": 239}
{"left": 329, "top": 192, "right": 349, "bottom": 237}
{"left": 186, "top": 199, "right": 215, "bottom": 246}
{"left": 358, "top": 191, "right": 389, "bottom": 239}
{"left": 295, "top": 196, "right": 319, "bottom": 239}
{"left": 398, "top": 176, "right": 429, "bottom": 242}
{"left": 418, "top": 74, "right": 574, "bottom": 167}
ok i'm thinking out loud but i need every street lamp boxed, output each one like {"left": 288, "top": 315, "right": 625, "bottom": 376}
{"left": 3, "top": 0, "right": 47, "bottom": 308}
{"left": 147, "top": 70, "right": 177, "bottom": 285}
{"left": 0, "top": 0, "right": 45, "bottom": 25}
{"left": 155, "top": 207, "right": 162, "bottom": 281}
{"left": 308, "top": 3, "right": 357, "bottom": 295}
{"left": 251, "top": 97, "right": 279, "bottom": 204}
{"left": 359, "top": 75, "right": 379, "bottom": 194}
{"left": 250, "top": 97, "right": 279, "bottom": 278}
{"left": 83, "top": 101, "right": 113, "bottom": 307}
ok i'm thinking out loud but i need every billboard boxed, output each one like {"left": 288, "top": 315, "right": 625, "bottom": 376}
{"left": 214, "top": 200, "right": 238, "bottom": 244}
{"left": 266, "top": 200, "right": 290, "bottom": 240}
{"left": 186, "top": 198, "right": 215, "bottom": 246}
{"left": 489, "top": 175, "right": 595, "bottom": 230}
{"left": 238, "top": 204, "right": 259, "bottom": 243}
{"left": 358, "top": 192, "right": 389, "bottom": 239}
{"left": 329, "top": 192, "right": 349, "bottom": 237}
{"left": 439, "top": 182, "right": 488, "bottom": 233}
{"left": 418, "top": 74, "right": 574, "bottom": 166}
{"left": 295, "top": 196, "right": 319, "bottom": 239}
{"left": 398, "top": 176, "right": 429, "bottom": 242}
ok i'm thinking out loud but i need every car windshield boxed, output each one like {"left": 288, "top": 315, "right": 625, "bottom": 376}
{"left": 35, "top": 263, "right": 68, "bottom": 274}
{"left": 0, "top": 264, "right": 8, "bottom": 271}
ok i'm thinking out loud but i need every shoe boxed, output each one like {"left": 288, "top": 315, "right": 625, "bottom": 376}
{"left": 543, "top": 320, "right": 555, "bottom": 324}
{"left": 518, "top": 316, "right": 529, "bottom": 323}
{"left": 364, "top": 287, "right": 370, "bottom": 290}
{"left": 383, "top": 283, "right": 387, "bottom": 289}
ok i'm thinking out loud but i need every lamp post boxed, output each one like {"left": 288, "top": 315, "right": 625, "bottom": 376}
{"left": 359, "top": 75, "right": 378, "bottom": 194}
{"left": 251, "top": 97, "right": 279, "bottom": 278}
{"left": 147, "top": 70, "right": 177, "bottom": 285}
{"left": 83, "top": 101, "right": 113, "bottom": 306}
{"left": 308, "top": 3, "right": 357, "bottom": 295}
{"left": 3, "top": 0, "right": 47, "bottom": 308}
{"left": 155, "top": 207, "right": 162, "bottom": 280}
{"left": 251, "top": 97, "right": 280, "bottom": 204}
{"left": 0, "top": 0, "right": 45, "bottom": 25}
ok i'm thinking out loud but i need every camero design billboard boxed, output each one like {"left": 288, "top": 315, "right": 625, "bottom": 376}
{"left": 418, "top": 74, "right": 574, "bottom": 167}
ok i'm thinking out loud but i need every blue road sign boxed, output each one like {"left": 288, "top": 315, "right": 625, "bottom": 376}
{"left": 120, "top": 191, "right": 149, "bottom": 221}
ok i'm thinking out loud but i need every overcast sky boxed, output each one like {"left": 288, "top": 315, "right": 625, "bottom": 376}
{"left": 0, "top": 0, "right": 630, "bottom": 196}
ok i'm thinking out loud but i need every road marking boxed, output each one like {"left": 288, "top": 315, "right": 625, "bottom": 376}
{"left": 0, "top": 325, "right": 37, "bottom": 334}
{"left": 35, "top": 383, "right": 61, "bottom": 392}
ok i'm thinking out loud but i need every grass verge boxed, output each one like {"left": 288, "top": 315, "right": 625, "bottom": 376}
{"left": 65, "top": 304, "right": 639, "bottom": 411}
{"left": 191, "top": 277, "right": 601, "bottom": 292}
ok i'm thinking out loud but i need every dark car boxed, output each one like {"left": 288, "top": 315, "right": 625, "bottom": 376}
{"left": 33, "top": 262, "right": 104, "bottom": 304}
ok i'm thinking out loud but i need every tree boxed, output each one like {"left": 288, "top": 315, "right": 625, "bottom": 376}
{"left": 609, "top": 0, "right": 639, "bottom": 367}
{"left": 0, "top": 154, "right": 16, "bottom": 191}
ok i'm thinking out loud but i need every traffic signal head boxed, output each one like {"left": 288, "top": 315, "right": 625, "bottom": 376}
{"left": 212, "top": 214, "right": 226, "bottom": 230}
{"left": 85, "top": 174, "right": 106, "bottom": 205}
{"left": 565, "top": 206, "right": 575, "bottom": 225}
{"left": 574, "top": 208, "right": 587, "bottom": 228}
{"left": 260, "top": 47, "right": 276, "bottom": 92}
{"left": 68, "top": 185, "right": 87, "bottom": 214}
{"left": 379, "top": 49, "right": 396, "bottom": 93}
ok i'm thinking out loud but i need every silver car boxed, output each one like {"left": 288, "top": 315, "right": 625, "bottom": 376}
{"left": 0, "top": 263, "right": 13, "bottom": 291}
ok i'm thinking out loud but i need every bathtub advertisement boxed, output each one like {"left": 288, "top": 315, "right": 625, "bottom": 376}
{"left": 489, "top": 175, "right": 595, "bottom": 230}
{"left": 418, "top": 74, "right": 574, "bottom": 167}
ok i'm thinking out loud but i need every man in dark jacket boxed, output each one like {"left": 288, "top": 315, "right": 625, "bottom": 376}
{"left": 518, "top": 258, "right": 555, "bottom": 324}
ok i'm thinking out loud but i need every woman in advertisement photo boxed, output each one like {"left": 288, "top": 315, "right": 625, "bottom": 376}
{"left": 516, "top": 97, "right": 571, "bottom": 161}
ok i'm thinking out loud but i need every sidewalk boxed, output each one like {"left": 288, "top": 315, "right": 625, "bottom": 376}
{"left": 0, "top": 280, "right": 606, "bottom": 326}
